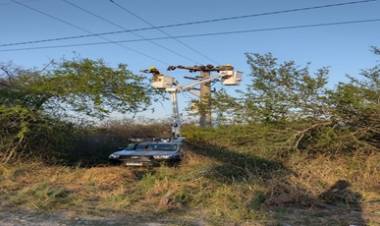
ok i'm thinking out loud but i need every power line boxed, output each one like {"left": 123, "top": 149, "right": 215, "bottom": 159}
{"left": 109, "top": 0, "right": 218, "bottom": 64}
{"left": 2, "top": 18, "right": 379, "bottom": 52}
{"left": 1, "top": 0, "right": 375, "bottom": 48}
{"left": 60, "top": 0, "right": 200, "bottom": 64}
{"left": 10, "top": 0, "right": 169, "bottom": 65}
{"left": 0, "top": 0, "right": 38, "bottom": 6}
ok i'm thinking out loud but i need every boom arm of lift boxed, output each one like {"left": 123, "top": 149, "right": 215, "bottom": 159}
{"left": 169, "top": 75, "right": 224, "bottom": 138}
{"left": 144, "top": 66, "right": 240, "bottom": 139}
{"left": 169, "top": 90, "right": 181, "bottom": 138}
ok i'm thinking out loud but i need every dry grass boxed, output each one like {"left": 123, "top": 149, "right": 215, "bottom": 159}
{"left": 0, "top": 147, "right": 379, "bottom": 225}
{"left": 0, "top": 123, "right": 379, "bottom": 225}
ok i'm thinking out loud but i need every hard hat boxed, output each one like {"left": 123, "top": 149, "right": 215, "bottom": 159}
{"left": 148, "top": 66, "right": 160, "bottom": 74}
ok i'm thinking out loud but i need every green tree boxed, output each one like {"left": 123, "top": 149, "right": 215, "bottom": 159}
{"left": 242, "top": 53, "right": 329, "bottom": 123}
{"left": 212, "top": 89, "right": 242, "bottom": 125}
{"left": 0, "top": 58, "right": 151, "bottom": 162}
{"left": 329, "top": 47, "right": 380, "bottom": 129}
{"left": 0, "top": 58, "right": 150, "bottom": 119}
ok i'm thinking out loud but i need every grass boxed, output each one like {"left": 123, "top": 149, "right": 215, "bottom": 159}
{"left": 10, "top": 182, "right": 71, "bottom": 211}
{"left": 0, "top": 124, "right": 379, "bottom": 225}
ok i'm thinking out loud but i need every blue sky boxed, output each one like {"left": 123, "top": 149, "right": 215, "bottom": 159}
{"left": 1, "top": 0, "right": 379, "bottom": 120}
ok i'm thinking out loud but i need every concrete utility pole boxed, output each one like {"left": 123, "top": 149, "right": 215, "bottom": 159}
{"left": 199, "top": 70, "right": 212, "bottom": 127}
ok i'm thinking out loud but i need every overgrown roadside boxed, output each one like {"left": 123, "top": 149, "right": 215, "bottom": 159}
{"left": 1, "top": 49, "right": 380, "bottom": 225}
{"left": 1, "top": 140, "right": 379, "bottom": 225}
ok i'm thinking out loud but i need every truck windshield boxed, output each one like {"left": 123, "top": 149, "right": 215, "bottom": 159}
{"left": 125, "top": 143, "right": 136, "bottom": 150}
{"left": 135, "top": 144, "right": 152, "bottom": 151}
{"left": 134, "top": 143, "right": 177, "bottom": 151}
{"left": 152, "top": 144, "right": 177, "bottom": 151}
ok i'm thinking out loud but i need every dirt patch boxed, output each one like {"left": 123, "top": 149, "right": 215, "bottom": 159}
{"left": 0, "top": 209, "right": 202, "bottom": 226}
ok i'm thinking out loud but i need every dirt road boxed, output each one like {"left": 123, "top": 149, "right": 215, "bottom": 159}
{"left": 0, "top": 209, "right": 202, "bottom": 226}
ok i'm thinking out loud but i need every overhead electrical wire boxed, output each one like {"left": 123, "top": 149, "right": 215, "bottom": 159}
{"left": 0, "top": 0, "right": 38, "bottom": 6}
{"left": 9, "top": 0, "right": 169, "bottom": 65}
{"left": 1, "top": 18, "right": 379, "bottom": 52}
{"left": 0, "top": 0, "right": 375, "bottom": 48}
{"left": 60, "top": 0, "right": 200, "bottom": 64}
{"left": 109, "top": 0, "right": 218, "bottom": 64}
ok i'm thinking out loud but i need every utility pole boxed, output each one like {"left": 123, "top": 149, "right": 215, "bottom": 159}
{"left": 199, "top": 70, "right": 211, "bottom": 127}
{"left": 168, "top": 64, "right": 237, "bottom": 128}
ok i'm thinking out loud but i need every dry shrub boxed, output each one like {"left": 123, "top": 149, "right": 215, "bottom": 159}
{"left": 287, "top": 152, "right": 380, "bottom": 195}
{"left": 261, "top": 152, "right": 380, "bottom": 209}
{"left": 101, "top": 120, "right": 171, "bottom": 139}
{"left": 264, "top": 179, "right": 313, "bottom": 207}
{"left": 0, "top": 106, "right": 78, "bottom": 164}
{"left": 62, "top": 120, "right": 171, "bottom": 165}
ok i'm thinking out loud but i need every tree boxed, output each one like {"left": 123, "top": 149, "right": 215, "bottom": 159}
{"left": 0, "top": 58, "right": 150, "bottom": 119}
{"left": 212, "top": 89, "right": 242, "bottom": 125}
{"left": 0, "top": 58, "right": 151, "bottom": 162}
{"left": 329, "top": 47, "right": 380, "bottom": 132}
{"left": 242, "top": 53, "right": 329, "bottom": 123}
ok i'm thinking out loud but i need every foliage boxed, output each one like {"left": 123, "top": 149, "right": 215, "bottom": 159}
{"left": 1, "top": 48, "right": 380, "bottom": 225}
{"left": 332, "top": 47, "right": 379, "bottom": 110}
{"left": 0, "top": 105, "right": 78, "bottom": 163}
{"left": 241, "top": 53, "right": 329, "bottom": 123}
{"left": 1, "top": 48, "right": 380, "bottom": 162}
{"left": 203, "top": 49, "right": 379, "bottom": 155}
{"left": 0, "top": 105, "right": 35, "bottom": 162}
{"left": 0, "top": 58, "right": 154, "bottom": 163}
{"left": 0, "top": 106, "right": 171, "bottom": 164}
{"left": 0, "top": 58, "right": 149, "bottom": 119}
{"left": 212, "top": 89, "right": 242, "bottom": 124}
{"left": 182, "top": 120, "right": 379, "bottom": 157}
{"left": 327, "top": 48, "right": 380, "bottom": 148}
{"left": 206, "top": 53, "right": 330, "bottom": 124}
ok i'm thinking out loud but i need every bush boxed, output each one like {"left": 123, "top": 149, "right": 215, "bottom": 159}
{"left": 0, "top": 105, "right": 75, "bottom": 163}
{"left": 0, "top": 106, "right": 171, "bottom": 164}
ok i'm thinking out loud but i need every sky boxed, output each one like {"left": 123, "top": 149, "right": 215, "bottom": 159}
{"left": 1, "top": 0, "right": 379, "bottom": 121}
